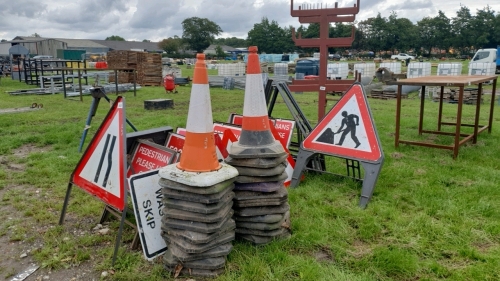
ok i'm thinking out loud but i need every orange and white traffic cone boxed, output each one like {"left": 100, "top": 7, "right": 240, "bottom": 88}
{"left": 177, "top": 53, "right": 220, "bottom": 172}
{"left": 158, "top": 54, "right": 238, "bottom": 278}
{"left": 159, "top": 53, "right": 238, "bottom": 186}
{"left": 229, "top": 46, "right": 286, "bottom": 159}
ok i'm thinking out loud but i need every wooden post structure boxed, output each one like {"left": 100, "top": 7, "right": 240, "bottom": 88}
{"left": 290, "top": 0, "right": 360, "bottom": 121}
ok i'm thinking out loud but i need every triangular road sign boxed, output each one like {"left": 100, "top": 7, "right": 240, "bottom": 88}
{"left": 72, "top": 96, "right": 127, "bottom": 210}
{"left": 302, "top": 83, "right": 382, "bottom": 163}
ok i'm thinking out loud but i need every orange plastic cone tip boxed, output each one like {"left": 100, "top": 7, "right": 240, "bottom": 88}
{"left": 247, "top": 46, "right": 261, "bottom": 74}
{"left": 193, "top": 53, "right": 208, "bottom": 84}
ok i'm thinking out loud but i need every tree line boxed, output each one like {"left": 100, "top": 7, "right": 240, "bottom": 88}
{"left": 154, "top": 5, "right": 500, "bottom": 58}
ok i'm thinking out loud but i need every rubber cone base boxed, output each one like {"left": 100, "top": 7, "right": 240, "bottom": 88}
{"left": 159, "top": 163, "right": 238, "bottom": 187}
{"left": 229, "top": 140, "right": 286, "bottom": 159}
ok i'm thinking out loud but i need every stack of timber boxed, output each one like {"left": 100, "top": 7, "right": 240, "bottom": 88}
{"left": 108, "top": 71, "right": 135, "bottom": 84}
{"left": 107, "top": 50, "right": 162, "bottom": 86}
{"left": 431, "top": 88, "right": 483, "bottom": 105}
{"left": 369, "top": 89, "right": 403, "bottom": 99}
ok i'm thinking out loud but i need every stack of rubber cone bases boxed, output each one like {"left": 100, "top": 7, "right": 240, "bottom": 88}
{"left": 226, "top": 46, "right": 292, "bottom": 245}
{"left": 158, "top": 53, "right": 238, "bottom": 278}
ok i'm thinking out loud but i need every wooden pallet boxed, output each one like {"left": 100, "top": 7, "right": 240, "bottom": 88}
{"left": 370, "top": 90, "right": 405, "bottom": 100}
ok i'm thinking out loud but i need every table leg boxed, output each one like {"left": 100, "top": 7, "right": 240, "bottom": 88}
{"left": 473, "top": 83, "right": 482, "bottom": 143}
{"left": 488, "top": 78, "right": 497, "bottom": 133}
{"left": 438, "top": 86, "right": 444, "bottom": 131}
{"left": 419, "top": 86, "right": 426, "bottom": 135}
{"left": 453, "top": 86, "right": 464, "bottom": 159}
{"left": 395, "top": 85, "right": 402, "bottom": 148}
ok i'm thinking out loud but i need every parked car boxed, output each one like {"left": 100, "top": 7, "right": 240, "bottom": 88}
{"left": 391, "top": 53, "right": 415, "bottom": 60}
{"left": 328, "top": 54, "right": 342, "bottom": 60}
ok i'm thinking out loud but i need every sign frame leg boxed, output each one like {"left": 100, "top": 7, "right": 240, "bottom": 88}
{"left": 290, "top": 149, "right": 316, "bottom": 188}
{"left": 112, "top": 204, "right": 128, "bottom": 266}
{"left": 99, "top": 206, "right": 140, "bottom": 250}
{"left": 359, "top": 161, "right": 383, "bottom": 209}
{"left": 58, "top": 182, "right": 73, "bottom": 225}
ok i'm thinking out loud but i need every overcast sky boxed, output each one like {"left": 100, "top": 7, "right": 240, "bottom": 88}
{"left": 0, "top": 0, "right": 498, "bottom": 42}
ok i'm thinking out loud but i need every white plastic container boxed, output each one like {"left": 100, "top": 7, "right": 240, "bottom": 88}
{"left": 217, "top": 63, "right": 246, "bottom": 76}
{"left": 437, "top": 63, "right": 462, "bottom": 76}
{"left": 162, "top": 66, "right": 182, "bottom": 78}
{"left": 407, "top": 62, "right": 431, "bottom": 78}
{"left": 353, "top": 63, "right": 376, "bottom": 77}
{"left": 327, "top": 63, "right": 349, "bottom": 79}
{"left": 468, "top": 62, "right": 496, "bottom": 76}
{"left": 379, "top": 62, "right": 401, "bottom": 74}
{"left": 274, "top": 63, "right": 289, "bottom": 76}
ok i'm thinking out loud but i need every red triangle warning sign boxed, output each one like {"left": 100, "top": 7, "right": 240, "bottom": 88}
{"left": 72, "top": 96, "right": 127, "bottom": 211}
{"left": 302, "top": 83, "right": 383, "bottom": 163}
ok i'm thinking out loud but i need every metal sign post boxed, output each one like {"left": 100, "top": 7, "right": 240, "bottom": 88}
{"left": 78, "top": 87, "right": 138, "bottom": 152}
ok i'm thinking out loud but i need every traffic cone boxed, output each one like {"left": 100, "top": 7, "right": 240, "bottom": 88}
{"left": 158, "top": 54, "right": 239, "bottom": 278}
{"left": 177, "top": 53, "right": 220, "bottom": 172}
{"left": 229, "top": 46, "right": 286, "bottom": 159}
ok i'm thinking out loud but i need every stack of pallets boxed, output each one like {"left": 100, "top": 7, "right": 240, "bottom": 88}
{"left": 370, "top": 89, "right": 403, "bottom": 99}
{"left": 107, "top": 51, "right": 162, "bottom": 86}
{"left": 431, "top": 88, "right": 483, "bottom": 105}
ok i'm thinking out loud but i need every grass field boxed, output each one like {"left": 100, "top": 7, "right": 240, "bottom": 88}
{"left": 1, "top": 61, "right": 500, "bottom": 281}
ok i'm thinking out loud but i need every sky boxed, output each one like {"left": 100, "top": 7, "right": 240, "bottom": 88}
{"left": 0, "top": 0, "right": 499, "bottom": 42}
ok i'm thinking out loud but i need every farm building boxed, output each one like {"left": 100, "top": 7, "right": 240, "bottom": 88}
{"left": 10, "top": 36, "right": 67, "bottom": 58}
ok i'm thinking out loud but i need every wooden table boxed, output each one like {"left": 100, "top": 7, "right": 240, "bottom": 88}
{"left": 390, "top": 75, "right": 497, "bottom": 159}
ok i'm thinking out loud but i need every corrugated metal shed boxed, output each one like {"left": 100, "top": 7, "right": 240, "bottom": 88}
{"left": 92, "top": 40, "right": 163, "bottom": 52}
{"left": 0, "top": 43, "right": 10, "bottom": 55}
{"left": 9, "top": 37, "right": 67, "bottom": 57}
{"left": 56, "top": 38, "right": 110, "bottom": 53}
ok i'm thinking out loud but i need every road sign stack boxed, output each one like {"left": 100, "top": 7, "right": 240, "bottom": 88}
{"left": 158, "top": 54, "right": 238, "bottom": 277}
{"left": 225, "top": 46, "right": 292, "bottom": 244}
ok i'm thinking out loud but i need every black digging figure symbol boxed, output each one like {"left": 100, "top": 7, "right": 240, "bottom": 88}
{"left": 316, "top": 111, "right": 361, "bottom": 148}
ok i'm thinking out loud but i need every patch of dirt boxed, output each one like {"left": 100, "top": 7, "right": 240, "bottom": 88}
{"left": 413, "top": 168, "right": 426, "bottom": 176}
{"left": 473, "top": 241, "right": 495, "bottom": 253}
{"left": 347, "top": 239, "right": 372, "bottom": 259}
{"left": 11, "top": 144, "right": 50, "bottom": 159}
{"left": 0, "top": 144, "right": 101, "bottom": 281}
{"left": 391, "top": 152, "right": 404, "bottom": 159}
{"left": 313, "top": 246, "right": 335, "bottom": 263}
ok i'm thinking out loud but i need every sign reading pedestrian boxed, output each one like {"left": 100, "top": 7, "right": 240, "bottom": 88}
{"left": 128, "top": 170, "right": 167, "bottom": 261}
{"left": 72, "top": 96, "right": 127, "bottom": 211}
{"left": 291, "top": 83, "right": 384, "bottom": 208}
{"left": 127, "top": 140, "right": 176, "bottom": 177}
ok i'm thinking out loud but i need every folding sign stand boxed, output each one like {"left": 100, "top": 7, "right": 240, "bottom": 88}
{"left": 290, "top": 83, "right": 384, "bottom": 208}
{"left": 78, "top": 86, "right": 138, "bottom": 152}
{"left": 265, "top": 79, "right": 326, "bottom": 172}
{"left": 59, "top": 96, "right": 129, "bottom": 265}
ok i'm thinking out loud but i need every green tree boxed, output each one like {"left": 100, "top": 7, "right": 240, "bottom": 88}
{"left": 1, "top": 39, "right": 6, "bottom": 42}
{"left": 182, "top": 17, "right": 222, "bottom": 53}
{"left": 357, "top": 14, "right": 389, "bottom": 54}
{"left": 105, "top": 35, "right": 126, "bottom": 41}
{"left": 451, "top": 6, "right": 474, "bottom": 53}
{"left": 417, "top": 17, "right": 437, "bottom": 56}
{"left": 213, "top": 37, "right": 248, "bottom": 47}
{"left": 31, "top": 33, "right": 42, "bottom": 37}
{"left": 470, "top": 6, "right": 496, "bottom": 48}
{"left": 432, "top": 11, "right": 452, "bottom": 54}
{"left": 142, "top": 39, "right": 151, "bottom": 42}
{"left": 247, "top": 17, "right": 292, "bottom": 53}
{"left": 215, "top": 45, "right": 226, "bottom": 58}
{"left": 158, "top": 37, "right": 181, "bottom": 54}
{"left": 493, "top": 13, "right": 500, "bottom": 46}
